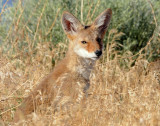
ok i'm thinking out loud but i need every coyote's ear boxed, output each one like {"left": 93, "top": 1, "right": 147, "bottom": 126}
{"left": 93, "top": 9, "right": 112, "bottom": 37}
{"left": 62, "top": 11, "right": 82, "bottom": 36}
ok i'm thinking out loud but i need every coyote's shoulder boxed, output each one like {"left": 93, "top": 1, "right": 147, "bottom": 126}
{"left": 14, "top": 8, "right": 112, "bottom": 122}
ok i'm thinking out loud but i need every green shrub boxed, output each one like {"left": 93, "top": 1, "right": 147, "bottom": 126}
{"left": 0, "top": 0, "right": 159, "bottom": 61}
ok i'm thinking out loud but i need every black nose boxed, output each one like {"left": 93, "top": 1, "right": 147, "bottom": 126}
{"left": 95, "top": 50, "right": 102, "bottom": 57}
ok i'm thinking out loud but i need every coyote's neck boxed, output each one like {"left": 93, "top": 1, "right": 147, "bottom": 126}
{"left": 76, "top": 57, "right": 95, "bottom": 80}
{"left": 66, "top": 50, "right": 96, "bottom": 81}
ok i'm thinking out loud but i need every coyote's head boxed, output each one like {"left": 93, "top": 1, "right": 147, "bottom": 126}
{"left": 61, "top": 9, "right": 112, "bottom": 60}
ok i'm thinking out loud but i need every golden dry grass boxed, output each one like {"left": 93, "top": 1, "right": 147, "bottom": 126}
{"left": 0, "top": 38, "right": 160, "bottom": 125}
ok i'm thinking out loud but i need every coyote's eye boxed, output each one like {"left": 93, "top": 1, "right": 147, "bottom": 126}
{"left": 81, "top": 41, "right": 87, "bottom": 44}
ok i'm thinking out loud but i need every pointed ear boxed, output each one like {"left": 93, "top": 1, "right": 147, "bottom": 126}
{"left": 93, "top": 9, "right": 112, "bottom": 37}
{"left": 61, "top": 11, "right": 82, "bottom": 36}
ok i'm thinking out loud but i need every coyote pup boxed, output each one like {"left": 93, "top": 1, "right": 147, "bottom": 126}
{"left": 14, "top": 8, "right": 112, "bottom": 121}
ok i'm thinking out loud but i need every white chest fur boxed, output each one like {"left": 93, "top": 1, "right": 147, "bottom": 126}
{"left": 76, "top": 58, "right": 95, "bottom": 80}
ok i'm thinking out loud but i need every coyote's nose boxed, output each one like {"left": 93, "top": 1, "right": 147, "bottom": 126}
{"left": 95, "top": 50, "right": 102, "bottom": 57}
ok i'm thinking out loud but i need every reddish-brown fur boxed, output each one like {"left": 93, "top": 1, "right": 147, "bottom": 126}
{"left": 14, "top": 9, "right": 112, "bottom": 122}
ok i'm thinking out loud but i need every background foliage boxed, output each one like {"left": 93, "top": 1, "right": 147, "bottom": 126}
{"left": 0, "top": 0, "right": 160, "bottom": 63}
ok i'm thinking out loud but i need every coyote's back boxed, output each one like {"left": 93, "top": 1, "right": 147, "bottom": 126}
{"left": 14, "top": 8, "right": 112, "bottom": 122}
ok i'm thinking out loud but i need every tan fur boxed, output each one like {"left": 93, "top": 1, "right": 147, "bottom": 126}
{"left": 14, "top": 9, "right": 112, "bottom": 122}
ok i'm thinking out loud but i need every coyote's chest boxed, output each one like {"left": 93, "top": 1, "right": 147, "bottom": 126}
{"left": 76, "top": 58, "right": 95, "bottom": 81}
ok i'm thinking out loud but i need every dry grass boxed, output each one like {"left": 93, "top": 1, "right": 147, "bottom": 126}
{"left": 0, "top": 0, "right": 160, "bottom": 126}
{"left": 0, "top": 38, "right": 160, "bottom": 125}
